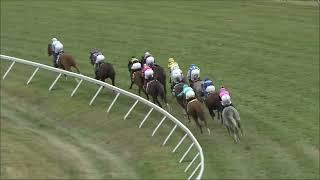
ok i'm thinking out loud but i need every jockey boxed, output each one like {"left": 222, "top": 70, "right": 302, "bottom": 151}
{"left": 177, "top": 84, "right": 196, "bottom": 103}
{"left": 51, "top": 38, "right": 64, "bottom": 67}
{"left": 168, "top": 58, "right": 182, "bottom": 83}
{"left": 202, "top": 77, "right": 215, "bottom": 97}
{"left": 141, "top": 51, "right": 152, "bottom": 64}
{"left": 219, "top": 86, "right": 233, "bottom": 107}
{"left": 145, "top": 56, "right": 155, "bottom": 67}
{"left": 89, "top": 49, "right": 105, "bottom": 74}
{"left": 143, "top": 51, "right": 152, "bottom": 61}
{"left": 142, "top": 64, "right": 154, "bottom": 88}
{"left": 171, "top": 68, "right": 183, "bottom": 85}
{"left": 130, "top": 57, "right": 141, "bottom": 72}
{"left": 130, "top": 56, "right": 140, "bottom": 64}
{"left": 142, "top": 64, "right": 154, "bottom": 80}
{"left": 167, "top": 58, "right": 179, "bottom": 72}
{"left": 187, "top": 64, "right": 200, "bottom": 83}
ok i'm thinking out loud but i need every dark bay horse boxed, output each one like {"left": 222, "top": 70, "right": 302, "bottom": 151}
{"left": 205, "top": 92, "right": 223, "bottom": 122}
{"left": 186, "top": 98, "right": 211, "bottom": 134}
{"left": 152, "top": 65, "right": 167, "bottom": 97}
{"left": 94, "top": 63, "right": 116, "bottom": 85}
{"left": 89, "top": 52, "right": 115, "bottom": 86}
{"left": 47, "top": 44, "right": 80, "bottom": 73}
{"left": 146, "top": 79, "right": 168, "bottom": 109}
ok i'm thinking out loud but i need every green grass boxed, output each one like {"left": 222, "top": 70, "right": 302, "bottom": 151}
{"left": 1, "top": 0, "right": 319, "bottom": 179}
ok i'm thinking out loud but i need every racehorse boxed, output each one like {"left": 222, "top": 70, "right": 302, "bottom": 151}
{"left": 186, "top": 98, "right": 211, "bottom": 134}
{"left": 204, "top": 92, "right": 223, "bottom": 122}
{"left": 151, "top": 65, "right": 167, "bottom": 97}
{"left": 222, "top": 106, "right": 243, "bottom": 143}
{"left": 139, "top": 56, "right": 167, "bottom": 96}
{"left": 89, "top": 52, "right": 116, "bottom": 86}
{"left": 146, "top": 79, "right": 168, "bottom": 109}
{"left": 173, "top": 83, "right": 188, "bottom": 114}
{"left": 47, "top": 44, "right": 80, "bottom": 73}
{"left": 130, "top": 70, "right": 148, "bottom": 97}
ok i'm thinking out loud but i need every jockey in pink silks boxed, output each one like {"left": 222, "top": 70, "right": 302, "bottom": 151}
{"left": 219, "top": 86, "right": 233, "bottom": 107}
{"left": 142, "top": 64, "right": 154, "bottom": 86}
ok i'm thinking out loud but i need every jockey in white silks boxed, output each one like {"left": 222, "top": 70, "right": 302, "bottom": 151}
{"left": 168, "top": 58, "right": 183, "bottom": 83}
{"left": 171, "top": 68, "right": 183, "bottom": 84}
{"left": 90, "top": 48, "right": 106, "bottom": 74}
{"left": 51, "top": 38, "right": 64, "bottom": 67}
{"left": 187, "top": 64, "right": 200, "bottom": 83}
{"left": 145, "top": 56, "right": 155, "bottom": 67}
{"left": 130, "top": 57, "right": 142, "bottom": 72}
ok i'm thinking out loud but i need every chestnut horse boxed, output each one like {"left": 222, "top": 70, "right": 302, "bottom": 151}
{"left": 130, "top": 70, "right": 148, "bottom": 97}
{"left": 186, "top": 98, "right": 211, "bottom": 134}
{"left": 47, "top": 44, "right": 80, "bottom": 73}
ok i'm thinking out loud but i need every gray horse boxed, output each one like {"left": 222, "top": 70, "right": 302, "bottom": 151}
{"left": 222, "top": 106, "right": 243, "bottom": 143}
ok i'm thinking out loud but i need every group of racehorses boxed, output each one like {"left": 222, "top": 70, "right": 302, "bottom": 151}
{"left": 47, "top": 45, "right": 243, "bottom": 142}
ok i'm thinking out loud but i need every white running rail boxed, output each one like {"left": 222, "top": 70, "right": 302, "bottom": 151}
{"left": 1, "top": 54, "right": 205, "bottom": 180}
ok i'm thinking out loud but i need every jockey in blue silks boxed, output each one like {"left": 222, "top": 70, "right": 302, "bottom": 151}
{"left": 187, "top": 64, "right": 200, "bottom": 83}
{"left": 201, "top": 77, "right": 215, "bottom": 97}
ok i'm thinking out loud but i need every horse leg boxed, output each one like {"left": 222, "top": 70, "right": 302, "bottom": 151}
{"left": 204, "top": 119, "right": 211, "bottom": 135}
{"left": 193, "top": 118, "right": 203, "bottom": 134}
{"left": 138, "top": 86, "right": 141, "bottom": 96}
{"left": 238, "top": 121, "right": 244, "bottom": 136}
{"left": 129, "top": 81, "right": 134, "bottom": 89}
{"left": 226, "top": 126, "right": 232, "bottom": 136}
{"left": 219, "top": 110, "right": 223, "bottom": 125}
{"left": 153, "top": 97, "right": 162, "bottom": 108}
{"left": 208, "top": 107, "right": 215, "bottom": 121}
{"left": 60, "top": 64, "right": 68, "bottom": 79}
{"left": 143, "top": 87, "right": 149, "bottom": 100}
{"left": 187, "top": 113, "right": 191, "bottom": 123}
{"left": 111, "top": 75, "right": 115, "bottom": 86}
